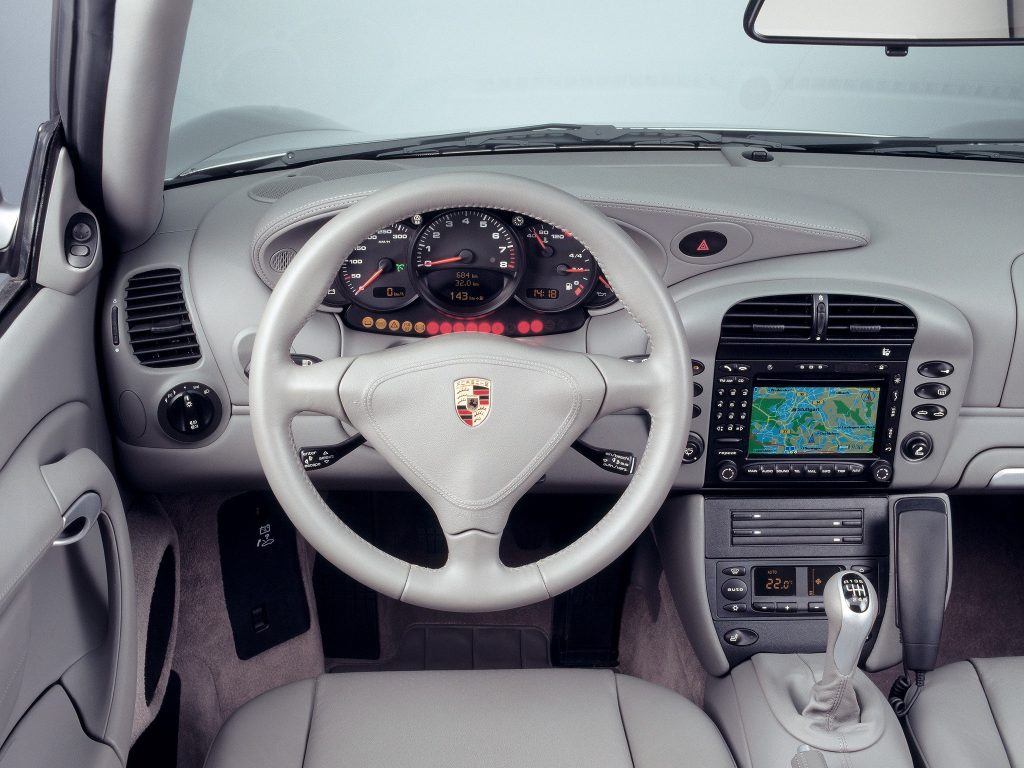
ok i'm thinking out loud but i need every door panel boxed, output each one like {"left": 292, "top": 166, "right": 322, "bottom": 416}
{"left": 0, "top": 146, "right": 135, "bottom": 765}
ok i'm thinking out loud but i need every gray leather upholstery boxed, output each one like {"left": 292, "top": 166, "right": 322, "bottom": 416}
{"left": 204, "top": 669, "right": 736, "bottom": 768}
{"left": 907, "top": 658, "right": 1024, "bottom": 768}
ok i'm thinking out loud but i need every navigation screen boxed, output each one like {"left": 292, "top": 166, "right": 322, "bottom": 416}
{"left": 748, "top": 385, "right": 881, "bottom": 455}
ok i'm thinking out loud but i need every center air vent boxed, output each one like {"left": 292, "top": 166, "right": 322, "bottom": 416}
{"left": 826, "top": 294, "right": 917, "bottom": 340}
{"left": 732, "top": 507, "right": 864, "bottom": 546}
{"left": 720, "top": 294, "right": 814, "bottom": 341}
{"left": 124, "top": 268, "right": 202, "bottom": 368}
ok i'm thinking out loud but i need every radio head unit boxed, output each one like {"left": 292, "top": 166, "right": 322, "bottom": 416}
{"left": 707, "top": 360, "right": 905, "bottom": 486}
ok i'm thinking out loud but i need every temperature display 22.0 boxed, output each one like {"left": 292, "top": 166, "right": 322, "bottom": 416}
{"left": 753, "top": 566, "right": 796, "bottom": 596}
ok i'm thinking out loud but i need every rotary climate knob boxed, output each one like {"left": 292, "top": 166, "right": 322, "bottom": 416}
{"left": 158, "top": 382, "right": 222, "bottom": 442}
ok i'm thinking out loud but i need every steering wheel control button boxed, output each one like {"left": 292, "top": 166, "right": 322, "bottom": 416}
{"left": 679, "top": 230, "right": 727, "bottom": 257}
{"left": 721, "top": 579, "right": 748, "bottom": 601}
{"left": 300, "top": 435, "right": 367, "bottom": 471}
{"left": 158, "top": 382, "right": 222, "bottom": 442}
{"left": 723, "top": 628, "right": 758, "bottom": 647}
{"left": 912, "top": 404, "right": 947, "bottom": 421}
{"left": 918, "top": 360, "right": 954, "bottom": 378}
{"left": 901, "top": 432, "right": 934, "bottom": 461}
{"left": 915, "top": 382, "right": 951, "bottom": 399}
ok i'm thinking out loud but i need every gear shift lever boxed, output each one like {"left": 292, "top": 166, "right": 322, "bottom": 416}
{"left": 802, "top": 570, "right": 878, "bottom": 723}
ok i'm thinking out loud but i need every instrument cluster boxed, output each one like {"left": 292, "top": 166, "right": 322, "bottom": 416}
{"left": 323, "top": 208, "right": 616, "bottom": 337}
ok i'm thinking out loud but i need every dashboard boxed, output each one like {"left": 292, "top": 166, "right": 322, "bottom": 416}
{"left": 100, "top": 150, "right": 1024, "bottom": 495}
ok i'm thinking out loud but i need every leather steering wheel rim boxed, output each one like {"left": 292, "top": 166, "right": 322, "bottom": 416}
{"left": 249, "top": 172, "right": 692, "bottom": 612}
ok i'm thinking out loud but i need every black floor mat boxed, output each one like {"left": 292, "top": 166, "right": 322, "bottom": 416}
{"left": 314, "top": 553, "right": 380, "bottom": 659}
{"left": 127, "top": 671, "right": 180, "bottom": 768}
{"left": 218, "top": 492, "right": 310, "bottom": 660}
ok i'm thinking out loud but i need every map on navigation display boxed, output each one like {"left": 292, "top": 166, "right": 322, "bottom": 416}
{"left": 748, "top": 385, "right": 880, "bottom": 455}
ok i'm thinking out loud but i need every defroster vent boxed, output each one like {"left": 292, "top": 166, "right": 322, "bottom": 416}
{"left": 124, "top": 268, "right": 202, "bottom": 368}
{"left": 731, "top": 507, "right": 864, "bottom": 546}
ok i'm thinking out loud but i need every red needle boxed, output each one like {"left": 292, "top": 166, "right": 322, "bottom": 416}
{"left": 424, "top": 256, "right": 463, "bottom": 267}
{"left": 563, "top": 268, "right": 590, "bottom": 273}
{"left": 532, "top": 230, "right": 547, "bottom": 248}
{"left": 598, "top": 275, "right": 613, "bottom": 290}
{"left": 355, "top": 266, "right": 385, "bottom": 295}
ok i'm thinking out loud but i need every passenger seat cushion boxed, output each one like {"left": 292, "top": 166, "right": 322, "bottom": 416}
{"left": 204, "top": 669, "right": 735, "bottom": 768}
{"left": 906, "top": 658, "right": 1024, "bottom": 768}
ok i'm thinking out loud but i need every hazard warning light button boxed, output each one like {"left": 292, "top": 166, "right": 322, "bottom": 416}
{"left": 679, "top": 230, "right": 728, "bottom": 257}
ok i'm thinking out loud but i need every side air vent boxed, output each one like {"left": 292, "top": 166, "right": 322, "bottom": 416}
{"left": 732, "top": 507, "right": 864, "bottom": 546}
{"left": 826, "top": 294, "right": 917, "bottom": 340}
{"left": 124, "top": 268, "right": 202, "bottom": 368}
{"left": 720, "top": 294, "right": 814, "bottom": 341}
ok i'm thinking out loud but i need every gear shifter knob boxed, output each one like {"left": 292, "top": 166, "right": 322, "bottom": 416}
{"left": 823, "top": 570, "right": 878, "bottom": 676}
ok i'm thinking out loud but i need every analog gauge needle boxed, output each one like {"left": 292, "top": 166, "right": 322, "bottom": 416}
{"left": 598, "top": 275, "right": 613, "bottom": 290}
{"left": 556, "top": 264, "right": 589, "bottom": 275}
{"left": 423, "top": 249, "right": 471, "bottom": 268}
{"left": 354, "top": 258, "right": 394, "bottom": 295}
{"left": 531, "top": 230, "right": 554, "bottom": 256}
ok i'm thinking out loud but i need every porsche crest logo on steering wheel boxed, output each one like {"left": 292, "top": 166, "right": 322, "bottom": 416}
{"left": 454, "top": 378, "right": 492, "bottom": 427}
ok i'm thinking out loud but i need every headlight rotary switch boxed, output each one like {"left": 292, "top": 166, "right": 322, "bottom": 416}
{"left": 158, "top": 382, "right": 222, "bottom": 442}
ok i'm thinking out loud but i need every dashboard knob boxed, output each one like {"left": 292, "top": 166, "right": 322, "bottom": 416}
{"left": 901, "top": 432, "right": 933, "bottom": 462}
{"left": 718, "top": 460, "right": 738, "bottom": 483}
{"left": 158, "top": 383, "right": 222, "bottom": 442}
{"left": 870, "top": 460, "right": 894, "bottom": 483}
{"left": 682, "top": 433, "right": 705, "bottom": 464}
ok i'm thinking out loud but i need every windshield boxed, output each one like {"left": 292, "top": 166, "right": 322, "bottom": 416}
{"left": 169, "top": 0, "right": 1024, "bottom": 177}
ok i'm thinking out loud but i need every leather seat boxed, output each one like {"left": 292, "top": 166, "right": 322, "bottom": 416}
{"left": 906, "top": 658, "right": 1024, "bottom": 768}
{"left": 204, "top": 669, "right": 736, "bottom": 768}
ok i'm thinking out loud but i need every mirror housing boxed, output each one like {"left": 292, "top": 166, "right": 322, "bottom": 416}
{"left": 745, "top": 0, "right": 1024, "bottom": 49}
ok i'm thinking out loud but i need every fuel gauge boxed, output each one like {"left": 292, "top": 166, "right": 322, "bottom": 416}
{"left": 517, "top": 225, "right": 596, "bottom": 312}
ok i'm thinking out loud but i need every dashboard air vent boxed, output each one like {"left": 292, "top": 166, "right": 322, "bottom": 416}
{"left": 124, "top": 268, "right": 202, "bottom": 368}
{"left": 826, "top": 295, "right": 917, "bottom": 341}
{"left": 731, "top": 507, "right": 864, "bottom": 546}
{"left": 720, "top": 294, "right": 814, "bottom": 341}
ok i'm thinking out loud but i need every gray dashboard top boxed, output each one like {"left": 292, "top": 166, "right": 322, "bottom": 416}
{"left": 104, "top": 149, "right": 1024, "bottom": 492}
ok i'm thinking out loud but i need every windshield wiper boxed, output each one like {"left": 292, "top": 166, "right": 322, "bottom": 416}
{"left": 787, "top": 137, "right": 1024, "bottom": 163}
{"left": 165, "top": 124, "right": 810, "bottom": 186}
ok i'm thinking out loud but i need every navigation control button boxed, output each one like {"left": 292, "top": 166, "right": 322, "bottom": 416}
{"left": 718, "top": 461, "right": 739, "bottom": 482}
{"left": 915, "top": 382, "right": 951, "bottom": 399}
{"left": 918, "top": 361, "right": 954, "bottom": 378}
{"left": 721, "top": 579, "right": 748, "bottom": 601}
{"left": 871, "top": 460, "right": 894, "bottom": 482}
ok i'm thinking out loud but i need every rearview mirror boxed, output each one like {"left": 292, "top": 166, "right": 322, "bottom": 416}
{"left": 745, "top": 0, "right": 1024, "bottom": 48}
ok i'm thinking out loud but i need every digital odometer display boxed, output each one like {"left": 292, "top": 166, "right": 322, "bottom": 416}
{"left": 754, "top": 566, "right": 797, "bottom": 596}
{"left": 748, "top": 385, "right": 880, "bottom": 455}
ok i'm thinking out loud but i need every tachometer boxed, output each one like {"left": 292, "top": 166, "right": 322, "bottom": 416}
{"left": 517, "top": 224, "right": 596, "bottom": 312}
{"left": 412, "top": 210, "right": 520, "bottom": 316}
{"left": 338, "top": 223, "right": 416, "bottom": 311}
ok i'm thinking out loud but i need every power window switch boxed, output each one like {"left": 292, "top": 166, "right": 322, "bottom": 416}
{"left": 251, "top": 605, "right": 270, "bottom": 633}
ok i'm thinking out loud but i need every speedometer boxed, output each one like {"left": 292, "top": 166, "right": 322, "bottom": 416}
{"left": 338, "top": 223, "right": 416, "bottom": 311}
{"left": 412, "top": 210, "right": 520, "bottom": 316}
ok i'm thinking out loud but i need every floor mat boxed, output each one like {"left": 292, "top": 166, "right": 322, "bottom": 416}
{"left": 330, "top": 624, "right": 549, "bottom": 672}
{"left": 218, "top": 492, "right": 311, "bottom": 660}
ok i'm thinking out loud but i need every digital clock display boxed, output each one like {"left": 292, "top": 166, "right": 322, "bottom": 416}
{"left": 529, "top": 288, "right": 560, "bottom": 300}
{"left": 753, "top": 566, "right": 796, "bottom": 596}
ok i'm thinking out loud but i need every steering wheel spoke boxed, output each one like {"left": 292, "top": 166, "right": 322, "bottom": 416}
{"left": 279, "top": 356, "right": 354, "bottom": 420}
{"left": 587, "top": 353, "right": 664, "bottom": 416}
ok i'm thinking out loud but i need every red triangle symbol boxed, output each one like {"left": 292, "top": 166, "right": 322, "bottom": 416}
{"left": 696, "top": 239, "right": 711, "bottom": 252}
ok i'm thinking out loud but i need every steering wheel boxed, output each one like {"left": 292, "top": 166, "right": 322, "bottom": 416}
{"left": 249, "top": 173, "right": 691, "bottom": 612}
